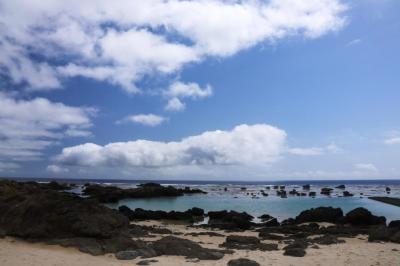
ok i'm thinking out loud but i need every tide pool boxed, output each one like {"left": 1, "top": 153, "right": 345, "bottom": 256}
{"left": 108, "top": 193, "right": 400, "bottom": 222}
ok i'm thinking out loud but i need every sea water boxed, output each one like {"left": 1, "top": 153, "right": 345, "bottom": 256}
{"left": 102, "top": 181, "right": 400, "bottom": 222}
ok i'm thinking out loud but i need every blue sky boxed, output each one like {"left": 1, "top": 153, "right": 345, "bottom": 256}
{"left": 0, "top": 0, "right": 399, "bottom": 180}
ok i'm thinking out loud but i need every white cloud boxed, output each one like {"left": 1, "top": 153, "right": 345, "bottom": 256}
{"left": 117, "top": 114, "right": 167, "bottom": 127}
{"left": 354, "top": 163, "right": 378, "bottom": 172}
{"left": 289, "top": 143, "right": 341, "bottom": 156}
{"left": 0, "top": 92, "right": 95, "bottom": 162}
{"left": 0, "top": 0, "right": 348, "bottom": 92}
{"left": 164, "top": 81, "right": 212, "bottom": 111}
{"left": 165, "top": 82, "right": 213, "bottom": 99}
{"left": 47, "top": 164, "right": 69, "bottom": 174}
{"left": 385, "top": 137, "right": 400, "bottom": 145}
{"left": 165, "top": 97, "right": 186, "bottom": 112}
{"left": 54, "top": 124, "right": 287, "bottom": 168}
{"left": 347, "top": 38, "right": 362, "bottom": 46}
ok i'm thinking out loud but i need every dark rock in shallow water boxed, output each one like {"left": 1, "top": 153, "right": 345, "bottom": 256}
{"left": 302, "top": 184, "right": 311, "bottom": 190}
{"left": 151, "top": 236, "right": 224, "bottom": 260}
{"left": 228, "top": 258, "right": 260, "bottom": 266}
{"left": 119, "top": 206, "right": 204, "bottom": 221}
{"left": 208, "top": 210, "right": 254, "bottom": 230}
{"left": 83, "top": 183, "right": 206, "bottom": 203}
{"left": 220, "top": 235, "right": 278, "bottom": 251}
{"left": 343, "top": 191, "right": 354, "bottom": 197}
{"left": 308, "top": 191, "right": 316, "bottom": 197}
{"left": 321, "top": 187, "right": 333, "bottom": 196}
{"left": 369, "top": 197, "right": 400, "bottom": 207}
{"left": 336, "top": 185, "right": 346, "bottom": 189}
{"left": 345, "top": 207, "right": 386, "bottom": 226}
{"left": 295, "top": 207, "right": 343, "bottom": 224}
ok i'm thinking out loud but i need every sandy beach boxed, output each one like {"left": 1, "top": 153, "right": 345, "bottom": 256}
{"left": 1, "top": 220, "right": 399, "bottom": 266}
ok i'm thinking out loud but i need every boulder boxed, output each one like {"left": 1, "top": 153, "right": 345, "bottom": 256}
{"left": 321, "top": 187, "right": 333, "bottom": 196}
{"left": 228, "top": 258, "right": 260, "bottom": 266}
{"left": 119, "top": 206, "right": 205, "bottom": 221}
{"left": 343, "top": 191, "right": 354, "bottom": 197}
{"left": 345, "top": 208, "right": 386, "bottom": 226}
{"left": 389, "top": 220, "right": 400, "bottom": 229}
{"left": 295, "top": 207, "right": 343, "bottom": 224}
{"left": 283, "top": 248, "right": 306, "bottom": 257}
{"left": 151, "top": 236, "right": 224, "bottom": 260}
{"left": 220, "top": 235, "right": 278, "bottom": 251}
{"left": 208, "top": 210, "right": 254, "bottom": 230}
{"left": 336, "top": 185, "right": 346, "bottom": 189}
{"left": 115, "top": 250, "right": 140, "bottom": 260}
{"left": 302, "top": 184, "right": 311, "bottom": 190}
{"left": 312, "top": 234, "right": 345, "bottom": 245}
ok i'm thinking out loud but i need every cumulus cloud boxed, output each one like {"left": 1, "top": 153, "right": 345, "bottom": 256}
{"left": 163, "top": 81, "right": 212, "bottom": 111}
{"left": 54, "top": 124, "right": 287, "bottom": 168}
{"left": 289, "top": 143, "right": 341, "bottom": 156}
{"left": 165, "top": 97, "right": 186, "bottom": 112}
{"left": 117, "top": 114, "right": 167, "bottom": 126}
{"left": 0, "top": 0, "right": 348, "bottom": 92}
{"left": 385, "top": 137, "right": 400, "bottom": 145}
{"left": 354, "top": 163, "right": 378, "bottom": 172}
{"left": 0, "top": 92, "right": 95, "bottom": 162}
{"left": 47, "top": 164, "right": 69, "bottom": 174}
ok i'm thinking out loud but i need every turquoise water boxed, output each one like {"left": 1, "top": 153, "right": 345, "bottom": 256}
{"left": 108, "top": 193, "right": 400, "bottom": 222}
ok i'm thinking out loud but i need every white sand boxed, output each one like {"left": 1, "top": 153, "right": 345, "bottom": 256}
{"left": 1, "top": 221, "right": 399, "bottom": 266}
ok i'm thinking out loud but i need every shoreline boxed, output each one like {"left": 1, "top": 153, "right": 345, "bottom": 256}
{"left": 1, "top": 180, "right": 400, "bottom": 266}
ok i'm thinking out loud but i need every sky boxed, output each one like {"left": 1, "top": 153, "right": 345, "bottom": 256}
{"left": 0, "top": 0, "right": 399, "bottom": 180}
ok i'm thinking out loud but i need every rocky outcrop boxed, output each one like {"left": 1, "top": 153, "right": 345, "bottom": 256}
{"left": 151, "top": 236, "right": 225, "bottom": 260}
{"left": 0, "top": 180, "right": 157, "bottom": 256}
{"left": 294, "top": 207, "right": 343, "bottom": 224}
{"left": 208, "top": 210, "right": 254, "bottom": 230}
{"left": 345, "top": 208, "right": 386, "bottom": 226}
{"left": 220, "top": 235, "right": 278, "bottom": 251}
{"left": 119, "top": 206, "right": 204, "bottom": 222}
{"left": 83, "top": 183, "right": 206, "bottom": 203}
{"left": 320, "top": 187, "right": 333, "bottom": 196}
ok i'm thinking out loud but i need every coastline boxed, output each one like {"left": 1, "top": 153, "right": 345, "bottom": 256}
{"left": 1, "top": 180, "right": 400, "bottom": 266}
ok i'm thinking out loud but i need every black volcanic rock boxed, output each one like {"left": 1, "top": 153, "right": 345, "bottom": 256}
{"left": 0, "top": 180, "right": 158, "bottom": 256}
{"left": 208, "top": 210, "right": 254, "bottom": 230}
{"left": 336, "top": 185, "right": 346, "bottom": 189}
{"left": 345, "top": 208, "right": 386, "bottom": 226}
{"left": 118, "top": 206, "right": 204, "bottom": 221}
{"left": 343, "top": 191, "right": 354, "bottom": 197}
{"left": 220, "top": 235, "right": 278, "bottom": 251}
{"left": 320, "top": 187, "right": 333, "bottom": 196}
{"left": 83, "top": 183, "right": 206, "bottom": 203}
{"left": 228, "top": 258, "right": 260, "bottom": 266}
{"left": 295, "top": 207, "right": 343, "bottom": 224}
{"left": 151, "top": 236, "right": 225, "bottom": 260}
